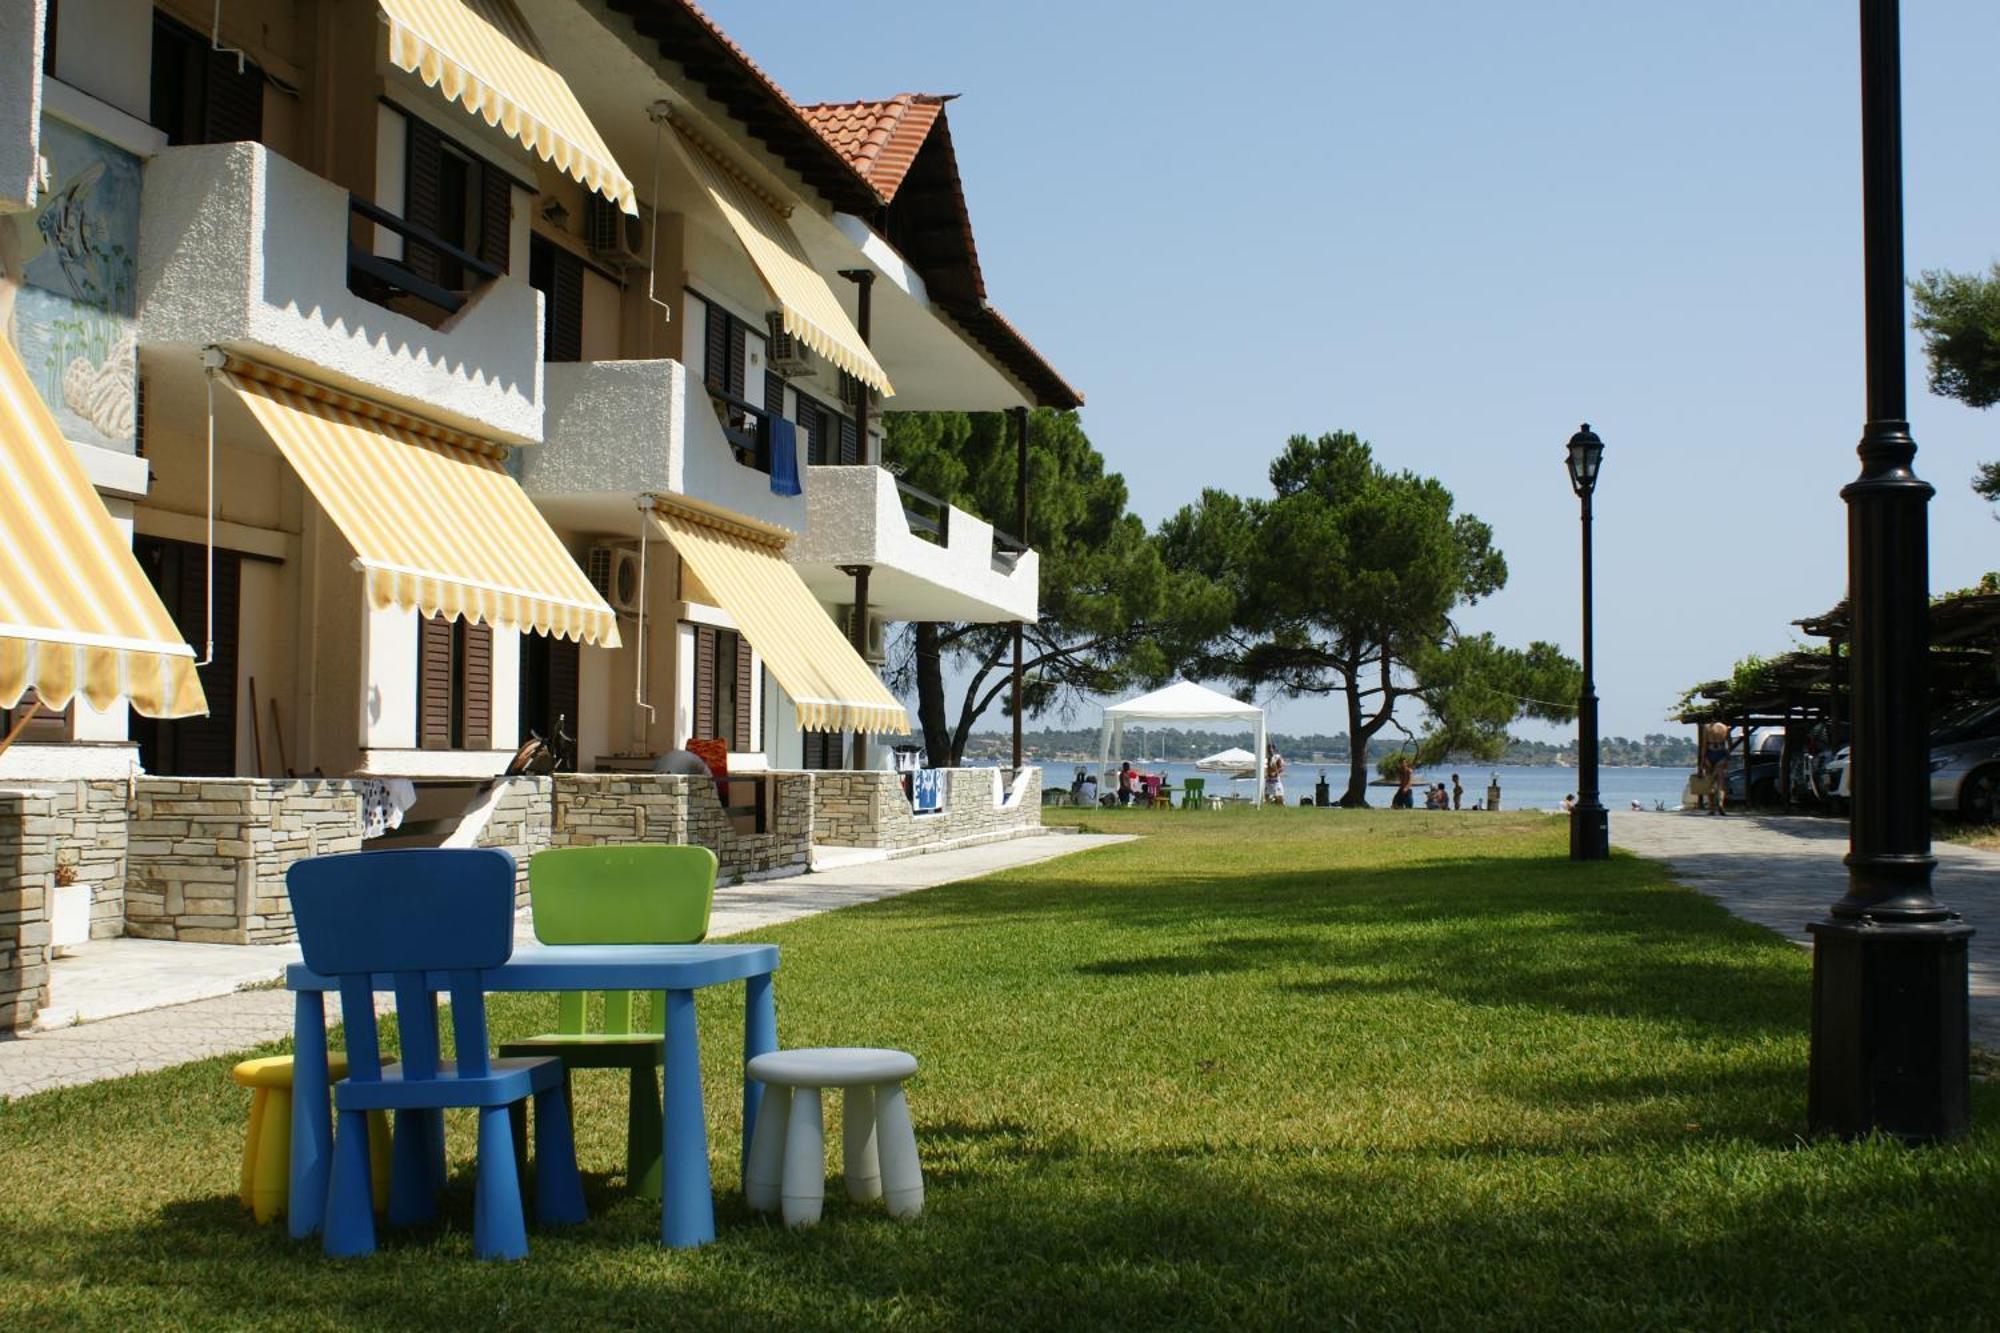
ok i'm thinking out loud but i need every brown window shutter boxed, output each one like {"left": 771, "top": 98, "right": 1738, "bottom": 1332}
{"left": 693, "top": 624, "right": 717, "bottom": 740}
{"left": 795, "top": 397, "right": 822, "bottom": 466}
{"left": 703, "top": 300, "right": 729, "bottom": 394}
{"left": 763, "top": 360, "right": 786, "bottom": 418}
{"left": 404, "top": 117, "right": 445, "bottom": 287}
{"left": 838, "top": 414, "right": 860, "bottom": 466}
{"left": 7, "top": 691, "right": 71, "bottom": 745}
{"left": 733, "top": 635, "right": 753, "bottom": 753}
{"left": 547, "top": 249, "right": 583, "bottom": 363}
{"left": 202, "top": 45, "right": 264, "bottom": 144}
{"left": 459, "top": 622, "right": 493, "bottom": 750}
{"left": 477, "top": 168, "right": 512, "bottom": 274}
{"left": 417, "top": 613, "right": 453, "bottom": 749}
{"left": 724, "top": 321, "right": 746, "bottom": 402}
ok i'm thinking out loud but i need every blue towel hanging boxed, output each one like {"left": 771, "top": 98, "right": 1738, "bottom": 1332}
{"left": 767, "top": 416, "right": 802, "bottom": 496}
{"left": 912, "top": 768, "right": 944, "bottom": 814}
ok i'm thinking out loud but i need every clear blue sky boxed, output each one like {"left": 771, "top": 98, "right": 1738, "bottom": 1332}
{"left": 712, "top": 0, "right": 2000, "bottom": 741}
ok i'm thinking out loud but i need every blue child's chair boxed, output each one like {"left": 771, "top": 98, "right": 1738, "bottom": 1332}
{"left": 287, "top": 848, "right": 587, "bottom": 1260}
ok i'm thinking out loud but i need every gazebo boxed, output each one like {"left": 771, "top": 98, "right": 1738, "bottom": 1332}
{"left": 1097, "top": 681, "right": 1266, "bottom": 795}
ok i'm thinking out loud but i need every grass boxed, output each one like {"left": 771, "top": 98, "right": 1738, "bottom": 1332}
{"left": 3, "top": 809, "right": 1998, "bottom": 1330}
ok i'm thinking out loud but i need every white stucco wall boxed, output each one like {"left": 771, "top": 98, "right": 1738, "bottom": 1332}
{"left": 48, "top": 0, "right": 146, "bottom": 123}
{"left": 358, "top": 605, "right": 521, "bottom": 776}
{"left": 523, "top": 358, "right": 806, "bottom": 534}
{"left": 0, "top": 0, "right": 45, "bottom": 212}
{"left": 792, "top": 465, "right": 1040, "bottom": 624}
{"left": 137, "top": 141, "right": 545, "bottom": 444}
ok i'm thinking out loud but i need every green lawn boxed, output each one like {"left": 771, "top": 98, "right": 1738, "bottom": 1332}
{"left": 3, "top": 809, "right": 1996, "bottom": 1330}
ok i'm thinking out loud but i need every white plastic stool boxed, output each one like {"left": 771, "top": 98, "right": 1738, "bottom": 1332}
{"left": 744, "top": 1047, "right": 921, "bottom": 1228}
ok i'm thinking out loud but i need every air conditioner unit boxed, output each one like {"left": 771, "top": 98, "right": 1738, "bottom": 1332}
{"left": 586, "top": 544, "right": 645, "bottom": 615}
{"left": 839, "top": 606, "right": 888, "bottom": 664}
{"left": 765, "top": 312, "right": 816, "bottom": 376}
{"left": 584, "top": 193, "right": 647, "bottom": 267}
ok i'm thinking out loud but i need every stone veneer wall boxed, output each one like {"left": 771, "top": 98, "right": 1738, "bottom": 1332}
{"left": 552, "top": 773, "right": 812, "bottom": 881}
{"left": 463, "top": 776, "right": 553, "bottom": 904}
{"left": 1, "top": 790, "right": 58, "bottom": 1031}
{"left": 813, "top": 767, "right": 1040, "bottom": 851}
{"left": 126, "top": 779, "right": 365, "bottom": 944}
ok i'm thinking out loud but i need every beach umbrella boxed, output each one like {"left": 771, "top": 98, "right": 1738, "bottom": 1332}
{"left": 1194, "top": 747, "right": 1258, "bottom": 776}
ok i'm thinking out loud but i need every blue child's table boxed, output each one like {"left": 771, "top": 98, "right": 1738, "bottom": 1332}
{"left": 285, "top": 942, "right": 780, "bottom": 1248}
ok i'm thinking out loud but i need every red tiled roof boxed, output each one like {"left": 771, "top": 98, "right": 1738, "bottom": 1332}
{"left": 798, "top": 95, "right": 952, "bottom": 204}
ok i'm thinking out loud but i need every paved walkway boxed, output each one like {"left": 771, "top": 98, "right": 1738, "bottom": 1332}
{"left": 0, "top": 832, "right": 1129, "bottom": 1100}
{"left": 1612, "top": 811, "right": 2000, "bottom": 1048}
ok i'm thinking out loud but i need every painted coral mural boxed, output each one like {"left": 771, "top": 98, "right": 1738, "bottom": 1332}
{"left": 0, "top": 117, "right": 141, "bottom": 452}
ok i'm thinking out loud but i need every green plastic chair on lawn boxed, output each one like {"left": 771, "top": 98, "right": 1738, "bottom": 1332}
{"left": 1180, "top": 778, "right": 1207, "bottom": 809}
{"left": 496, "top": 844, "right": 718, "bottom": 1200}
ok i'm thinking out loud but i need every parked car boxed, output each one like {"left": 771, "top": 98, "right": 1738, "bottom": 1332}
{"left": 1721, "top": 729, "right": 1786, "bottom": 806}
{"left": 1821, "top": 698, "right": 2000, "bottom": 823}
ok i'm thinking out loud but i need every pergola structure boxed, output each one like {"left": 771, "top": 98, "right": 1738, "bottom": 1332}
{"left": 1674, "top": 588, "right": 2000, "bottom": 809}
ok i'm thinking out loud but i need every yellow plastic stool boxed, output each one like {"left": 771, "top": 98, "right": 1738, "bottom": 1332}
{"left": 232, "top": 1055, "right": 391, "bottom": 1224}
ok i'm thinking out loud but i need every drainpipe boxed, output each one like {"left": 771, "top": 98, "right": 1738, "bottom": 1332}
{"left": 838, "top": 269, "right": 874, "bottom": 461}
{"left": 840, "top": 268, "right": 878, "bottom": 771}
{"left": 1011, "top": 406, "right": 1029, "bottom": 773}
{"left": 842, "top": 564, "right": 871, "bottom": 771}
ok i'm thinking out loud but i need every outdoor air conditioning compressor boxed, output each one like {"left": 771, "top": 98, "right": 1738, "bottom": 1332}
{"left": 585, "top": 545, "right": 645, "bottom": 615}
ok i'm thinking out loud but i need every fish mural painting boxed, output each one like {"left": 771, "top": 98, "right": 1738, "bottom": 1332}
{"left": 0, "top": 117, "right": 141, "bottom": 451}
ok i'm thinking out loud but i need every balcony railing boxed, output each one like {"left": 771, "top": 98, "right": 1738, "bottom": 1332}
{"left": 346, "top": 195, "right": 502, "bottom": 321}
{"left": 991, "top": 528, "right": 1028, "bottom": 574}
{"left": 895, "top": 478, "right": 952, "bottom": 547}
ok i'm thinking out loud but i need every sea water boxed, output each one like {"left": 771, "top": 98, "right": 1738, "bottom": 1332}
{"left": 1040, "top": 762, "right": 1692, "bottom": 813}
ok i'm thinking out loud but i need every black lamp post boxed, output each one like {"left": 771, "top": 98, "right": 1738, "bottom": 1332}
{"left": 1806, "top": 0, "right": 1972, "bottom": 1141}
{"left": 1565, "top": 424, "right": 1609, "bottom": 862}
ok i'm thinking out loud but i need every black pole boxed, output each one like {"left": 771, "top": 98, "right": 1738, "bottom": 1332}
{"left": 1011, "top": 406, "right": 1029, "bottom": 772}
{"left": 1806, "top": 0, "right": 1971, "bottom": 1142}
{"left": 1570, "top": 476, "right": 1608, "bottom": 860}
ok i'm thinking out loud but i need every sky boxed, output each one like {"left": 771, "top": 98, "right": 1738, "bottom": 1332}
{"left": 708, "top": 0, "right": 2000, "bottom": 742}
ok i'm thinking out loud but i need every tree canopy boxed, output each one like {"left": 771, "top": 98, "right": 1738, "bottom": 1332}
{"left": 882, "top": 409, "right": 1179, "bottom": 764}
{"left": 1912, "top": 264, "right": 2000, "bottom": 504}
{"left": 1159, "top": 432, "right": 1579, "bottom": 804}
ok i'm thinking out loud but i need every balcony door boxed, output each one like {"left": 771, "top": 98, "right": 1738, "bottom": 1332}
{"left": 132, "top": 535, "right": 241, "bottom": 777}
{"left": 148, "top": 9, "right": 264, "bottom": 147}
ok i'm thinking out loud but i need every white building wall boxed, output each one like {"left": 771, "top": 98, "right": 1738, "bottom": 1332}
{"left": 0, "top": 0, "right": 45, "bottom": 213}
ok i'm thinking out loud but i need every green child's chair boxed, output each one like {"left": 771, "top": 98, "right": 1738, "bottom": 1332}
{"left": 497, "top": 844, "right": 719, "bottom": 1200}
{"left": 1180, "top": 777, "right": 1207, "bottom": 809}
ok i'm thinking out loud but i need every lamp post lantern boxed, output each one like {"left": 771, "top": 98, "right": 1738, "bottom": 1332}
{"left": 1806, "top": 0, "right": 1971, "bottom": 1141}
{"left": 1565, "top": 424, "right": 1609, "bottom": 861}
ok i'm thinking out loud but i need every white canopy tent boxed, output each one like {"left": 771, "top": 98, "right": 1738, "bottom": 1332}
{"left": 1098, "top": 681, "right": 1266, "bottom": 798}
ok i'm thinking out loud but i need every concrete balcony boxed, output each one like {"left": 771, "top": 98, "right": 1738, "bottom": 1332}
{"left": 519, "top": 358, "right": 808, "bottom": 535}
{"left": 792, "top": 465, "right": 1039, "bottom": 624}
{"left": 137, "top": 141, "right": 542, "bottom": 443}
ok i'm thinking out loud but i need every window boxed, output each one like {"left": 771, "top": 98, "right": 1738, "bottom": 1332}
{"left": 417, "top": 614, "right": 493, "bottom": 751}
{"left": 529, "top": 235, "right": 584, "bottom": 363}
{"left": 690, "top": 624, "right": 752, "bottom": 754}
{"left": 695, "top": 295, "right": 773, "bottom": 469}
{"left": 800, "top": 730, "right": 844, "bottom": 771}
{"left": 148, "top": 9, "right": 264, "bottom": 147}
{"left": 401, "top": 115, "right": 513, "bottom": 289}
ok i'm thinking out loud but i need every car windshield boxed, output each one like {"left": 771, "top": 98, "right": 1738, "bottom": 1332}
{"left": 1932, "top": 699, "right": 2000, "bottom": 745}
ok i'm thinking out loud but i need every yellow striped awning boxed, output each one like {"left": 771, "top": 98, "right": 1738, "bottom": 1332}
{"left": 664, "top": 122, "right": 894, "bottom": 396}
{"left": 0, "top": 339, "right": 205, "bottom": 718}
{"left": 380, "top": 0, "right": 637, "bottom": 213}
{"left": 225, "top": 371, "right": 619, "bottom": 647}
{"left": 648, "top": 503, "right": 908, "bottom": 735}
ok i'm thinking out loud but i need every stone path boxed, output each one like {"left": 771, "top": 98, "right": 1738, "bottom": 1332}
{"left": 1612, "top": 811, "right": 2000, "bottom": 1048}
{"left": 0, "top": 832, "right": 1129, "bottom": 1100}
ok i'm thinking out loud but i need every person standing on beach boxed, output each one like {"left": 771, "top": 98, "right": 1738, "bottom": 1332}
{"left": 1450, "top": 773, "right": 1463, "bottom": 810}
{"left": 1264, "top": 743, "right": 1287, "bottom": 805}
{"left": 1700, "top": 722, "right": 1730, "bottom": 816}
{"left": 1393, "top": 755, "right": 1415, "bottom": 809}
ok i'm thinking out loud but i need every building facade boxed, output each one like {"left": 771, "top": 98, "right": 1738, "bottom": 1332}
{"left": 0, "top": 0, "right": 1076, "bottom": 1030}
